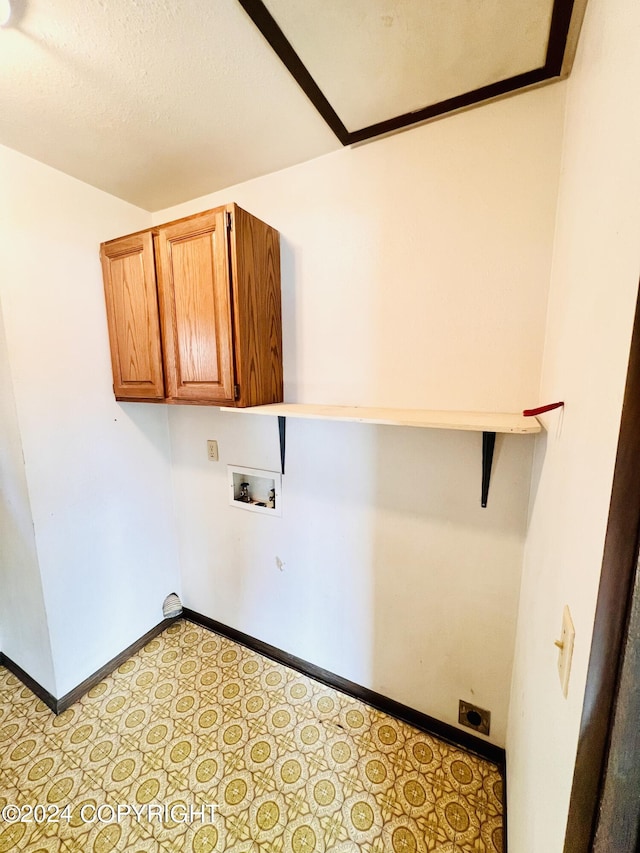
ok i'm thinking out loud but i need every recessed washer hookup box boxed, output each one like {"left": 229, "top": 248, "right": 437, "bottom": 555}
{"left": 228, "top": 465, "right": 282, "bottom": 517}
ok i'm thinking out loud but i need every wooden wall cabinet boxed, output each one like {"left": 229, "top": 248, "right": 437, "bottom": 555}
{"left": 100, "top": 204, "right": 283, "bottom": 407}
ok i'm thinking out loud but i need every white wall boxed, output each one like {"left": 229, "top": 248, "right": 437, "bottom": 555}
{"left": 0, "top": 145, "right": 181, "bottom": 697}
{"left": 155, "top": 85, "right": 565, "bottom": 745}
{"left": 507, "top": 0, "right": 640, "bottom": 846}
{"left": 0, "top": 299, "right": 56, "bottom": 694}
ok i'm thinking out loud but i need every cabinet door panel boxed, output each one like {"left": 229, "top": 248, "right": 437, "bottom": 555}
{"left": 172, "top": 234, "right": 222, "bottom": 384}
{"left": 100, "top": 233, "right": 165, "bottom": 399}
{"left": 157, "top": 210, "right": 235, "bottom": 402}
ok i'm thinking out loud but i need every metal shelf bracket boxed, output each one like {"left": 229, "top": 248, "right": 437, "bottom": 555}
{"left": 481, "top": 431, "right": 496, "bottom": 508}
{"left": 278, "top": 416, "right": 286, "bottom": 475}
{"left": 278, "top": 417, "right": 495, "bottom": 505}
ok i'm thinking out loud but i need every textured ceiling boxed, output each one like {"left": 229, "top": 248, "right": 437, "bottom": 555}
{"left": 0, "top": 0, "right": 339, "bottom": 210}
{"left": 0, "top": 0, "right": 565, "bottom": 211}
{"left": 265, "top": 0, "right": 555, "bottom": 132}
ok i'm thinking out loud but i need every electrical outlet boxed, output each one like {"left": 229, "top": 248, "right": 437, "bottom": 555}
{"left": 206, "top": 440, "right": 219, "bottom": 461}
{"left": 458, "top": 700, "right": 491, "bottom": 736}
{"left": 556, "top": 605, "right": 575, "bottom": 697}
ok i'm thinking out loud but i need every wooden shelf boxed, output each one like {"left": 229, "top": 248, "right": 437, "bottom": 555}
{"left": 220, "top": 403, "right": 539, "bottom": 507}
{"left": 219, "top": 403, "right": 541, "bottom": 435}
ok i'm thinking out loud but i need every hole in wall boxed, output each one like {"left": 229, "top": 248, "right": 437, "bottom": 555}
{"left": 466, "top": 709, "right": 482, "bottom": 727}
{"left": 458, "top": 700, "right": 490, "bottom": 736}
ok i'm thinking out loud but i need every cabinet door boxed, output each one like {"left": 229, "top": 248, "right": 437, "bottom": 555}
{"left": 156, "top": 209, "right": 235, "bottom": 403}
{"left": 100, "top": 232, "right": 165, "bottom": 400}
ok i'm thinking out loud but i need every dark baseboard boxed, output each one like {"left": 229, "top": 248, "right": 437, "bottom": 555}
{"left": 502, "top": 755, "right": 509, "bottom": 853}
{"left": 0, "top": 652, "right": 58, "bottom": 713}
{"left": 182, "top": 607, "right": 506, "bottom": 768}
{"left": 1, "top": 610, "right": 507, "bottom": 775}
{"left": 0, "top": 618, "right": 173, "bottom": 715}
{"left": 56, "top": 619, "right": 174, "bottom": 713}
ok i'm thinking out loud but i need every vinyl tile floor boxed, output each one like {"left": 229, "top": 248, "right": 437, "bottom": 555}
{"left": 0, "top": 620, "right": 503, "bottom": 853}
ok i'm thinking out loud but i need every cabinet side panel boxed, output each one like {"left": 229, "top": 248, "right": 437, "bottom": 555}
{"left": 156, "top": 209, "right": 235, "bottom": 403}
{"left": 231, "top": 206, "right": 283, "bottom": 407}
{"left": 100, "top": 233, "right": 165, "bottom": 399}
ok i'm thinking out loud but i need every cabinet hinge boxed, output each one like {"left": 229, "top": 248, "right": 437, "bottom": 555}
{"left": 226, "top": 212, "right": 233, "bottom": 231}
{"left": 234, "top": 384, "right": 240, "bottom": 400}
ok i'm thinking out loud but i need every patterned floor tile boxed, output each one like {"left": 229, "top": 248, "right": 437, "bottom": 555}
{"left": 339, "top": 792, "right": 385, "bottom": 847}
{"left": 0, "top": 621, "right": 504, "bottom": 852}
{"left": 2, "top": 771, "right": 137, "bottom": 852}
{"left": 0, "top": 711, "right": 41, "bottom": 758}
{"left": 359, "top": 751, "right": 396, "bottom": 798}
{"left": 0, "top": 679, "right": 49, "bottom": 721}
{"left": 247, "top": 791, "right": 288, "bottom": 843}
{"left": 282, "top": 813, "right": 328, "bottom": 853}
{"left": 382, "top": 814, "right": 431, "bottom": 853}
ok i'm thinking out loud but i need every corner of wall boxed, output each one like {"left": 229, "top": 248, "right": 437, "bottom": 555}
{"left": 0, "top": 292, "right": 57, "bottom": 695}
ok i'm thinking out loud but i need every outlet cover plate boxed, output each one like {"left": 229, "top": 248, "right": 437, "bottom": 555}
{"left": 458, "top": 700, "right": 491, "bottom": 736}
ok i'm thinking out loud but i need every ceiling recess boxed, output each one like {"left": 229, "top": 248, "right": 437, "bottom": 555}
{"left": 238, "top": 0, "right": 587, "bottom": 145}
